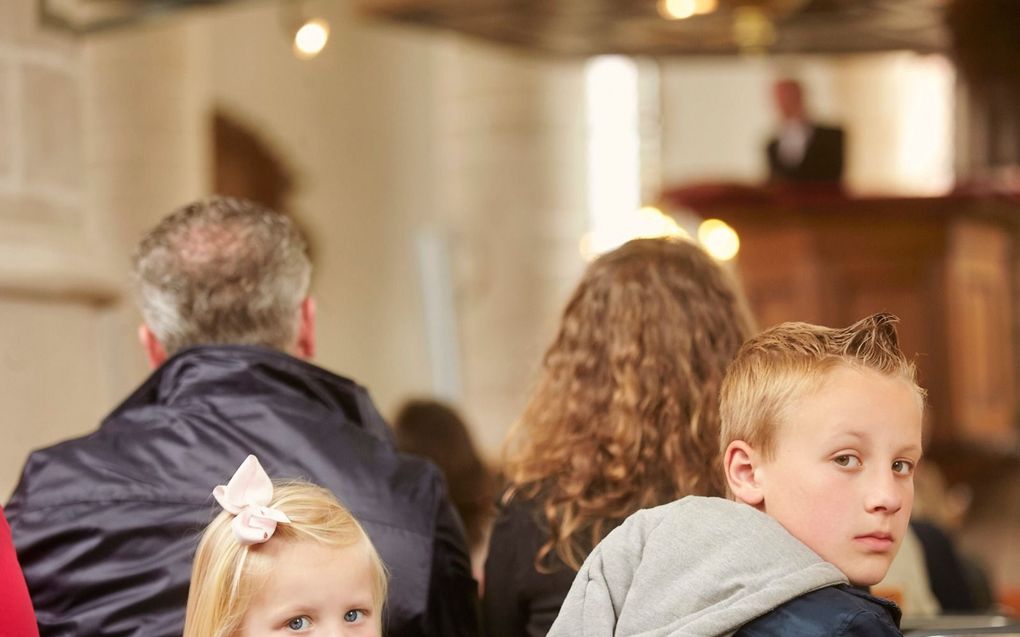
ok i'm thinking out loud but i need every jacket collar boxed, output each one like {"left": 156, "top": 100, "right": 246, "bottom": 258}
{"left": 846, "top": 585, "right": 903, "bottom": 626}
{"left": 105, "top": 345, "right": 366, "bottom": 422}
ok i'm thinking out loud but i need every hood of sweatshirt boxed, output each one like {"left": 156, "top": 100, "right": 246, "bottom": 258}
{"left": 548, "top": 496, "right": 848, "bottom": 637}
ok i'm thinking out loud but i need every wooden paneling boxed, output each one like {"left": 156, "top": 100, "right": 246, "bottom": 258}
{"left": 946, "top": 220, "right": 1016, "bottom": 447}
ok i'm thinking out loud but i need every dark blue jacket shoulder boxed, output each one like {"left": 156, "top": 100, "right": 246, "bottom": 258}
{"left": 736, "top": 585, "right": 902, "bottom": 636}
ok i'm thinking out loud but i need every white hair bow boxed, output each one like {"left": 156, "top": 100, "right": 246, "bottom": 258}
{"left": 212, "top": 455, "right": 291, "bottom": 546}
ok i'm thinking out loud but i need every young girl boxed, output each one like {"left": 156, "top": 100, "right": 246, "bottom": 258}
{"left": 184, "top": 455, "right": 388, "bottom": 636}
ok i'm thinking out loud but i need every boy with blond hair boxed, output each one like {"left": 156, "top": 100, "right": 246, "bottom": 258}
{"left": 549, "top": 313, "right": 922, "bottom": 636}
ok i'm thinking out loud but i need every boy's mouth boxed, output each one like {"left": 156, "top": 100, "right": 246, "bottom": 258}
{"left": 854, "top": 532, "right": 894, "bottom": 551}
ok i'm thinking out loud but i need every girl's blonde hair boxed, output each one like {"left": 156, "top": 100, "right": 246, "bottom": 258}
{"left": 183, "top": 482, "right": 388, "bottom": 637}
{"left": 502, "top": 237, "right": 755, "bottom": 570}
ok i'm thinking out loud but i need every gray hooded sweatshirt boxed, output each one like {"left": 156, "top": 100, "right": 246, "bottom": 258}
{"left": 547, "top": 496, "right": 848, "bottom": 637}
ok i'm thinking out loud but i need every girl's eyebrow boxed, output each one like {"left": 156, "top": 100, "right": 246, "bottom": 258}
{"left": 267, "top": 605, "right": 316, "bottom": 620}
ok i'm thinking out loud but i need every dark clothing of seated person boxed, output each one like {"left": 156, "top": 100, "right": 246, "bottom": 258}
{"left": 483, "top": 495, "right": 584, "bottom": 637}
{"left": 393, "top": 398, "right": 496, "bottom": 581}
{"left": 5, "top": 197, "right": 478, "bottom": 637}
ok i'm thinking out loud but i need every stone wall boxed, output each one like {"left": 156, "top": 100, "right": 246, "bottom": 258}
{"left": 0, "top": 1, "right": 115, "bottom": 498}
{"left": 0, "top": 3, "right": 207, "bottom": 498}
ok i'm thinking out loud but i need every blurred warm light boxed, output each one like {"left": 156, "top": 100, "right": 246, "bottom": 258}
{"left": 293, "top": 18, "right": 330, "bottom": 59}
{"left": 659, "top": 0, "right": 697, "bottom": 20}
{"left": 634, "top": 206, "right": 688, "bottom": 239}
{"left": 581, "top": 206, "right": 691, "bottom": 260}
{"left": 657, "top": 0, "right": 717, "bottom": 20}
{"left": 697, "top": 218, "right": 740, "bottom": 261}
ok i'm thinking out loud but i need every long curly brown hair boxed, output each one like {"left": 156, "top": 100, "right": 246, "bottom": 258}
{"left": 502, "top": 237, "right": 755, "bottom": 570}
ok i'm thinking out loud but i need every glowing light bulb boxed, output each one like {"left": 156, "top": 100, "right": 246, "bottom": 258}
{"left": 697, "top": 218, "right": 740, "bottom": 261}
{"left": 294, "top": 19, "right": 330, "bottom": 59}
{"left": 658, "top": 0, "right": 716, "bottom": 20}
{"left": 658, "top": 0, "right": 697, "bottom": 20}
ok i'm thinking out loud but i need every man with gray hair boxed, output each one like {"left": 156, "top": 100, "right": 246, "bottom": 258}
{"left": 6, "top": 197, "right": 479, "bottom": 637}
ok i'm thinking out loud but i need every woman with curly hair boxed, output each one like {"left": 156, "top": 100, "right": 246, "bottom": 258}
{"left": 483, "top": 237, "right": 755, "bottom": 637}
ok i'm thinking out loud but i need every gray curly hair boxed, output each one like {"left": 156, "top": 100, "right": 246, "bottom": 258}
{"left": 133, "top": 196, "right": 311, "bottom": 355}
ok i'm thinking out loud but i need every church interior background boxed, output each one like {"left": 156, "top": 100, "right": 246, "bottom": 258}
{"left": 2, "top": 0, "right": 1019, "bottom": 609}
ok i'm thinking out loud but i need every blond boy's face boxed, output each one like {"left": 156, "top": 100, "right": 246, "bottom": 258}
{"left": 756, "top": 365, "right": 923, "bottom": 586}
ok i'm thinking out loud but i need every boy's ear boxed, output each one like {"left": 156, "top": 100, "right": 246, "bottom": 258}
{"left": 724, "top": 440, "right": 765, "bottom": 508}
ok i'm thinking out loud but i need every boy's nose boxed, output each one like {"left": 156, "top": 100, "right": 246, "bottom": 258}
{"left": 864, "top": 470, "right": 905, "bottom": 513}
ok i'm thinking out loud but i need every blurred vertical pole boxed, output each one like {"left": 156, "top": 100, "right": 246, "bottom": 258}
{"left": 415, "top": 226, "right": 463, "bottom": 402}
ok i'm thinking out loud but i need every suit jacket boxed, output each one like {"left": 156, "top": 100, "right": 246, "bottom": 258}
{"left": 6, "top": 345, "right": 479, "bottom": 637}
{"left": 767, "top": 124, "right": 845, "bottom": 183}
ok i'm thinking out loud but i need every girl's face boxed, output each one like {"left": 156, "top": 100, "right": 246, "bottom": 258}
{"left": 238, "top": 539, "right": 381, "bottom": 636}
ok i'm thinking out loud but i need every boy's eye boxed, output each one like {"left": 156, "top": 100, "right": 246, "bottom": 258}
{"left": 833, "top": 454, "right": 861, "bottom": 468}
{"left": 286, "top": 616, "right": 312, "bottom": 632}
{"left": 344, "top": 610, "right": 364, "bottom": 623}
{"left": 892, "top": 460, "right": 914, "bottom": 475}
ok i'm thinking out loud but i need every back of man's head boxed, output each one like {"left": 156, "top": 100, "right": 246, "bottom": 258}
{"left": 133, "top": 196, "right": 311, "bottom": 356}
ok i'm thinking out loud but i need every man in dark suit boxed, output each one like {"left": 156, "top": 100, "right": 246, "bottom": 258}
{"left": 765, "top": 78, "right": 845, "bottom": 184}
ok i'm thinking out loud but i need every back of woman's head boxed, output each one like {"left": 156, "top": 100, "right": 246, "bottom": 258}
{"left": 503, "top": 237, "right": 754, "bottom": 569}
{"left": 184, "top": 482, "right": 387, "bottom": 637}
{"left": 393, "top": 399, "right": 494, "bottom": 550}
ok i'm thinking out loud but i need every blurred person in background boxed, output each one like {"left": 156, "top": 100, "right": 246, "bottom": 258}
{"left": 911, "top": 461, "right": 995, "bottom": 612}
{"left": 765, "top": 77, "right": 845, "bottom": 185}
{"left": 483, "top": 237, "right": 755, "bottom": 637}
{"left": 393, "top": 398, "right": 496, "bottom": 584}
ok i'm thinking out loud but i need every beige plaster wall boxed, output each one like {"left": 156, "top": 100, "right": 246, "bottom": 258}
{"left": 0, "top": 4, "right": 207, "bottom": 498}
{"left": 0, "top": 1, "right": 114, "bottom": 499}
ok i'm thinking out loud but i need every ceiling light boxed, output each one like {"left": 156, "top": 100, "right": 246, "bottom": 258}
{"left": 294, "top": 18, "right": 330, "bottom": 59}
{"left": 658, "top": 0, "right": 717, "bottom": 21}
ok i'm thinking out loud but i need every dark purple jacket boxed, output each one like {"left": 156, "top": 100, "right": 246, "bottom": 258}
{"left": 6, "top": 345, "right": 478, "bottom": 637}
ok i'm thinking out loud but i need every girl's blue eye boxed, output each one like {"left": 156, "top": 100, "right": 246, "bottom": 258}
{"left": 344, "top": 610, "right": 362, "bottom": 623}
{"left": 287, "top": 616, "right": 311, "bottom": 631}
